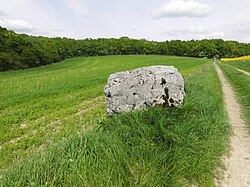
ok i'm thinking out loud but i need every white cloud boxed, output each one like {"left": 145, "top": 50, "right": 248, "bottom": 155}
{"left": 243, "top": 37, "right": 250, "bottom": 43}
{"left": 0, "top": 0, "right": 248, "bottom": 42}
{"left": 162, "top": 25, "right": 206, "bottom": 36}
{"left": 154, "top": 0, "right": 212, "bottom": 18}
{"left": 0, "top": 18, "right": 35, "bottom": 33}
{"left": 209, "top": 32, "right": 225, "bottom": 38}
{"left": 161, "top": 25, "right": 227, "bottom": 41}
{"left": 0, "top": 9, "right": 7, "bottom": 18}
{"left": 185, "top": 25, "right": 206, "bottom": 34}
{"left": 63, "top": 0, "right": 90, "bottom": 18}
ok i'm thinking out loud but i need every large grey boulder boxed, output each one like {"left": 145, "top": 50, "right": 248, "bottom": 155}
{"left": 104, "top": 66, "right": 185, "bottom": 114}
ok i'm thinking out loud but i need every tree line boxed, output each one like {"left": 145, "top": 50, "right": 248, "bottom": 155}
{"left": 1, "top": 26, "right": 250, "bottom": 71}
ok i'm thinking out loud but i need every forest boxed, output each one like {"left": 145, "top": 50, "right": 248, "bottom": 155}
{"left": 1, "top": 26, "right": 250, "bottom": 71}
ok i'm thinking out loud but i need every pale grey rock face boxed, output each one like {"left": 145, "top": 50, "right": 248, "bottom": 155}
{"left": 104, "top": 66, "right": 185, "bottom": 114}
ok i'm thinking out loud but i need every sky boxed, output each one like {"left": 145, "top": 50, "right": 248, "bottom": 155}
{"left": 0, "top": 0, "right": 250, "bottom": 43}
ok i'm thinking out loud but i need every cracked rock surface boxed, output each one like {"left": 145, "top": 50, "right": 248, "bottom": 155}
{"left": 104, "top": 66, "right": 185, "bottom": 114}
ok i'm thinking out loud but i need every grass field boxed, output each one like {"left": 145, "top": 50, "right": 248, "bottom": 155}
{"left": 219, "top": 63, "right": 250, "bottom": 131}
{"left": 0, "top": 55, "right": 230, "bottom": 186}
{"left": 0, "top": 55, "right": 207, "bottom": 175}
{"left": 222, "top": 60, "right": 250, "bottom": 72}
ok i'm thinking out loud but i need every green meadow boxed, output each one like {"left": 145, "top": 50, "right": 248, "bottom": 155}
{"left": 1, "top": 55, "right": 230, "bottom": 186}
{"left": 224, "top": 60, "right": 250, "bottom": 72}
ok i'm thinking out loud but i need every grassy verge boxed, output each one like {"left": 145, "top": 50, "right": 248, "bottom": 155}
{"left": 219, "top": 63, "right": 250, "bottom": 130}
{"left": 0, "top": 55, "right": 207, "bottom": 176}
{"left": 223, "top": 60, "right": 250, "bottom": 72}
{"left": 1, "top": 62, "right": 230, "bottom": 186}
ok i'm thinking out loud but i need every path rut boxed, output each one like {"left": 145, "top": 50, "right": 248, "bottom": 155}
{"left": 234, "top": 67, "right": 250, "bottom": 76}
{"left": 215, "top": 64, "right": 250, "bottom": 187}
{"left": 224, "top": 63, "right": 250, "bottom": 76}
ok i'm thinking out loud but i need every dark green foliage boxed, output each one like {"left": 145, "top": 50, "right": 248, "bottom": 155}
{"left": 1, "top": 63, "right": 230, "bottom": 186}
{"left": 0, "top": 52, "right": 23, "bottom": 71}
{"left": 1, "top": 26, "right": 250, "bottom": 71}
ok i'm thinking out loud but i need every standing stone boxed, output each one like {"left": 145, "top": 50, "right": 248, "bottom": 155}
{"left": 104, "top": 66, "right": 185, "bottom": 114}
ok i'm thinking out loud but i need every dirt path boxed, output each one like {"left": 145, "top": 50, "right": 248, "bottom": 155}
{"left": 215, "top": 64, "right": 250, "bottom": 187}
{"left": 234, "top": 67, "right": 250, "bottom": 76}
{"left": 224, "top": 63, "right": 250, "bottom": 76}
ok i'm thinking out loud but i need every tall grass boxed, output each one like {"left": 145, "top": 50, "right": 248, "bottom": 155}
{"left": 219, "top": 63, "right": 250, "bottom": 130}
{"left": 1, "top": 63, "right": 230, "bottom": 186}
{"left": 0, "top": 55, "right": 207, "bottom": 175}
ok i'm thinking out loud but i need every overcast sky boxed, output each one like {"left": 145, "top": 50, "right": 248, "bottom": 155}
{"left": 0, "top": 0, "right": 250, "bottom": 43}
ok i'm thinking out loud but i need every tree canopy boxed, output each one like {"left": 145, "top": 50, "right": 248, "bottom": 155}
{"left": 1, "top": 26, "right": 250, "bottom": 71}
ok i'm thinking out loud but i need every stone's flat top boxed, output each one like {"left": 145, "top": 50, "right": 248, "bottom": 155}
{"left": 104, "top": 65, "right": 185, "bottom": 114}
{"left": 131, "top": 65, "right": 176, "bottom": 72}
{"left": 108, "top": 66, "right": 177, "bottom": 77}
